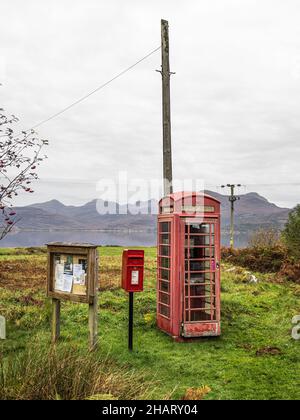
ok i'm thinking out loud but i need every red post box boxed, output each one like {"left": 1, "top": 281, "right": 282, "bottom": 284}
{"left": 157, "top": 192, "right": 221, "bottom": 341}
{"left": 122, "top": 249, "right": 144, "bottom": 292}
{"left": 122, "top": 249, "right": 144, "bottom": 351}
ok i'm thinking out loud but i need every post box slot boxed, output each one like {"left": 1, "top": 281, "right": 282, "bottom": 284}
{"left": 127, "top": 258, "right": 144, "bottom": 266}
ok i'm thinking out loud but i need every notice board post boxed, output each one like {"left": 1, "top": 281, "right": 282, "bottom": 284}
{"left": 47, "top": 243, "right": 99, "bottom": 350}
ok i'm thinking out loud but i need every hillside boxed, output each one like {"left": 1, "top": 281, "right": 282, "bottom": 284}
{"left": 3, "top": 192, "right": 290, "bottom": 234}
{"left": 207, "top": 191, "right": 290, "bottom": 233}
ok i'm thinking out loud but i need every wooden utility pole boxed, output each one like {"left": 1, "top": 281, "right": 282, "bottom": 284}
{"left": 160, "top": 19, "right": 173, "bottom": 196}
{"left": 229, "top": 185, "right": 235, "bottom": 248}
{"left": 221, "top": 184, "right": 241, "bottom": 248}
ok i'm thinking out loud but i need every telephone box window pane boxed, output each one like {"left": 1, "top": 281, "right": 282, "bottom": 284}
{"left": 160, "top": 234, "right": 170, "bottom": 245}
{"left": 159, "top": 304, "right": 170, "bottom": 318}
{"left": 160, "top": 280, "right": 170, "bottom": 293}
{"left": 188, "top": 273, "right": 205, "bottom": 283}
{"left": 185, "top": 311, "right": 190, "bottom": 322}
{"left": 160, "top": 292, "right": 170, "bottom": 305}
{"left": 191, "top": 311, "right": 211, "bottom": 322}
{"left": 189, "top": 285, "right": 206, "bottom": 296}
{"left": 187, "top": 247, "right": 214, "bottom": 259}
{"left": 188, "top": 260, "right": 211, "bottom": 272}
{"left": 206, "top": 297, "right": 216, "bottom": 307}
{"left": 187, "top": 285, "right": 212, "bottom": 297}
{"left": 205, "top": 285, "right": 214, "bottom": 294}
{"left": 160, "top": 269, "right": 170, "bottom": 280}
{"left": 186, "top": 273, "right": 204, "bottom": 283}
{"left": 186, "top": 273, "right": 212, "bottom": 283}
{"left": 190, "top": 285, "right": 211, "bottom": 295}
{"left": 190, "top": 298, "right": 206, "bottom": 309}
{"left": 190, "top": 223, "right": 210, "bottom": 234}
{"left": 160, "top": 246, "right": 170, "bottom": 257}
{"left": 161, "top": 222, "right": 170, "bottom": 233}
{"left": 211, "top": 224, "right": 215, "bottom": 234}
{"left": 160, "top": 257, "right": 170, "bottom": 268}
{"left": 190, "top": 236, "right": 210, "bottom": 246}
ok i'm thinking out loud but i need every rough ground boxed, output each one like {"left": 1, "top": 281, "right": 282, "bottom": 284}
{"left": 0, "top": 246, "right": 299, "bottom": 400}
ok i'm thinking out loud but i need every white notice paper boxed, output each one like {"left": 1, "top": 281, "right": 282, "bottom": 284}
{"left": 73, "top": 264, "right": 86, "bottom": 285}
{"left": 62, "top": 274, "right": 73, "bottom": 293}
{"left": 73, "top": 264, "right": 83, "bottom": 276}
{"left": 55, "top": 263, "right": 65, "bottom": 291}
{"left": 131, "top": 270, "right": 139, "bottom": 285}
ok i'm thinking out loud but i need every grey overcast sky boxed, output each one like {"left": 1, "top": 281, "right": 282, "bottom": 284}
{"left": 1, "top": 0, "right": 300, "bottom": 208}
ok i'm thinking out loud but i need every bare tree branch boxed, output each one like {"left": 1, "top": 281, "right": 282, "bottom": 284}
{"left": 0, "top": 107, "right": 48, "bottom": 240}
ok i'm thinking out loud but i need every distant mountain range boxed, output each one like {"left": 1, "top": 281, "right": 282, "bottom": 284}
{"left": 4, "top": 191, "right": 291, "bottom": 235}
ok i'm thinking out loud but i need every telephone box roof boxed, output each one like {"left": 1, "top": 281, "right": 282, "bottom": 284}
{"left": 159, "top": 191, "right": 221, "bottom": 204}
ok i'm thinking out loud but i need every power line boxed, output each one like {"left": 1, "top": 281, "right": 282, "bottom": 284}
{"left": 244, "top": 182, "right": 300, "bottom": 187}
{"left": 2, "top": 176, "right": 299, "bottom": 187}
{"left": 212, "top": 182, "right": 300, "bottom": 189}
{"left": 28, "top": 46, "right": 161, "bottom": 131}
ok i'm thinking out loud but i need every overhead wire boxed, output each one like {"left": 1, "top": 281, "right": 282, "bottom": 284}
{"left": 27, "top": 46, "right": 161, "bottom": 131}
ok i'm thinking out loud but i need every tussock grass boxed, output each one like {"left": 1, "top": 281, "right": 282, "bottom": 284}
{"left": 0, "top": 344, "right": 153, "bottom": 400}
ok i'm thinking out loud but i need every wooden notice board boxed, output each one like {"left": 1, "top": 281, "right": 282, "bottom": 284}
{"left": 47, "top": 242, "right": 98, "bottom": 304}
{"left": 46, "top": 242, "right": 99, "bottom": 349}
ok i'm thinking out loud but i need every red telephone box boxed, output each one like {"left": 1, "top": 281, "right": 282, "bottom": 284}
{"left": 157, "top": 192, "right": 221, "bottom": 340}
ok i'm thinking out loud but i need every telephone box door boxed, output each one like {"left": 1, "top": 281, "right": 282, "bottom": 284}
{"left": 181, "top": 218, "right": 220, "bottom": 337}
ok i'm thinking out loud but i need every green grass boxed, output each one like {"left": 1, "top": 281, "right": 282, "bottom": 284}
{"left": 0, "top": 246, "right": 299, "bottom": 400}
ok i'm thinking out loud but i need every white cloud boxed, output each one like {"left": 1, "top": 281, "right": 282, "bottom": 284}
{"left": 0, "top": 0, "right": 300, "bottom": 208}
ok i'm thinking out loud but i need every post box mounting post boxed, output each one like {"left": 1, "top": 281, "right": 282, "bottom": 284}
{"left": 128, "top": 292, "right": 134, "bottom": 351}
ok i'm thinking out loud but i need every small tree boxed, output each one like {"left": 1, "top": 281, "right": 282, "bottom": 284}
{"left": 248, "top": 227, "right": 282, "bottom": 249}
{"left": 0, "top": 108, "right": 48, "bottom": 239}
{"left": 283, "top": 205, "right": 300, "bottom": 260}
